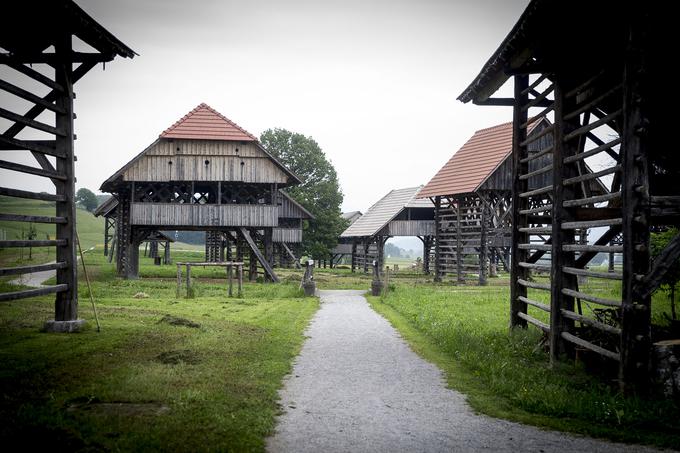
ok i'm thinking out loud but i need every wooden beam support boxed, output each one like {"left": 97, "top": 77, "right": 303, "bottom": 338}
{"left": 238, "top": 227, "right": 279, "bottom": 283}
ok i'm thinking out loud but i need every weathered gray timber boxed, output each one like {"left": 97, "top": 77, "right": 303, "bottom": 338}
{"left": 100, "top": 104, "right": 302, "bottom": 280}
{"left": 458, "top": 0, "right": 675, "bottom": 393}
{"left": 0, "top": 0, "right": 134, "bottom": 325}
{"left": 341, "top": 187, "right": 434, "bottom": 274}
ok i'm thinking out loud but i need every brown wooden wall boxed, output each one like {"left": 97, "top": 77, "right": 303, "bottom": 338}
{"left": 123, "top": 140, "right": 289, "bottom": 184}
{"left": 130, "top": 203, "right": 278, "bottom": 227}
{"left": 273, "top": 228, "right": 302, "bottom": 243}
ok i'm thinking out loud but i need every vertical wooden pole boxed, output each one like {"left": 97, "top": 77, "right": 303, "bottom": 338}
{"left": 54, "top": 32, "right": 77, "bottom": 322}
{"left": 363, "top": 241, "right": 370, "bottom": 274}
{"left": 423, "top": 237, "right": 431, "bottom": 275}
{"left": 479, "top": 200, "right": 488, "bottom": 286}
{"left": 103, "top": 217, "right": 110, "bottom": 256}
{"left": 228, "top": 264, "right": 233, "bottom": 297}
{"left": 264, "top": 228, "right": 274, "bottom": 282}
{"left": 176, "top": 263, "right": 181, "bottom": 298}
{"left": 249, "top": 243, "right": 257, "bottom": 282}
{"left": 434, "top": 196, "right": 441, "bottom": 282}
{"left": 186, "top": 264, "right": 192, "bottom": 298}
{"left": 510, "top": 74, "right": 529, "bottom": 328}
{"left": 238, "top": 264, "right": 243, "bottom": 297}
{"left": 550, "top": 79, "right": 578, "bottom": 364}
{"left": 456, "top": 196, "right": 464, "bottom": 284}
{"left": 620, "top": 19, "right": 651, "bottom": 394}
{"left": 351, "top": 241, "right": 357, "bottom": 273}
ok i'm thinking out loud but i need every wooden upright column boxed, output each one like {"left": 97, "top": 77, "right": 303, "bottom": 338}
{"left": 620, "top": 20, "right": 651, "bottom": 394}
{"left": 434, "top": 196, "right": 442, "bottom": 282}
{"left": 264, "top": 228, "right": 274, "bottom": 282}
{"left": 510, "top": 74, "right": 529, "bottom": 328}
{"left": 54, "top": 34, "right": 78, "bottom": 321}
{"left": 550, "top": 79, "right": 577, "bottom": 363}
{"left": 479, "top": 204, "right": 488, "bottom": 286}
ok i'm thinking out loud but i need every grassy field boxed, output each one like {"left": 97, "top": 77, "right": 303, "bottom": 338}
{"left": 0, "top": 248, "right": 318, "bottom": 451}
{"left": 367, "top": 283, "right": 680, "bottom": 450}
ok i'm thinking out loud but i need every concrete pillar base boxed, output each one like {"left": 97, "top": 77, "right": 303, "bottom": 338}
{"left": 43, "top": 319, "right": 86, "bottom": 333}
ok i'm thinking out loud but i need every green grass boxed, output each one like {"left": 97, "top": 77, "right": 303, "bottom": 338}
{"left": 367, "top": 284, "right": 680, "bottom": 450}
{"left": 0, "top": 248, "right": 318, "bottom": 451}
{"left": 0, "top": 195, "right": 104, "bottom": 269}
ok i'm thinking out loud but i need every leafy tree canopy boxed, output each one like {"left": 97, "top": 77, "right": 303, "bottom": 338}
{"left": 260, "top": 128, "right": 347, "bottom": 259}
{"left": 76, "top": 188, "right": 99, "bottom": 213}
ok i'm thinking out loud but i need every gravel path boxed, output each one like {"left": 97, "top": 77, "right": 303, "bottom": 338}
{"left": 267, "top": 290, "right": 662, "bottom": 453}
{"left": 9, "top": 261, "right": 57, "bottom": 287}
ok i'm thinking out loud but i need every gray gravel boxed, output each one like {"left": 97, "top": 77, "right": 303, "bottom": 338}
{"left": 267, "top": 290, "right": 664, "bottom": 453}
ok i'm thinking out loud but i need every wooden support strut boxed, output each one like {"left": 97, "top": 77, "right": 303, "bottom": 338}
{"left": 238, "top": 228, "right": 279, "bottom": 283}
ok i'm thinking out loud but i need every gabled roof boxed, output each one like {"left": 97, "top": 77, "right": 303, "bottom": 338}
{"left": 341, "top": 211, "right": 362, "bottom": 224}
{"left": 341, "top": 186, "right": 433, "bottom": 238}
{"left": 93, "top": 195, "right": 118, "bottom": 217}
{"left": 100, "top": 104, "right": 302, "bottom": 191}
{"left": 419, "top": 119, "right": 542, "bottom": 198}
{"left": 160, "top": 103, "right": 257, "bottom": 141}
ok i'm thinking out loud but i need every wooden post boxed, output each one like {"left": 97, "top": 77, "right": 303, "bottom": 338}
{"left": 176, "top": 263, "right": 181, "bottom": 298}
{"left": 54, "top": 32, "right": 78, "bottom": 322}
{"left": 456, "top": 196, "right": 464, "bottom": 284}
{"left": 620, "top": 21, "right": 651, "bottom": 394}
{"left": 186, "top": 264, "right": 192, "bottom": 298}
{"left": 550, "top": 78, "right": 578, "bottom": 364}
{"left": 363, "top": 241, "right": 370, "bottom": 274}
{"left": 264, "top": 228, "right": 274, "bottom": 282}
{"left": 351, "top": 241, "right": 357, "bottom": 273}
{"left": 479, "top": 203, "right": 488, "bottom": 286}
{"left": 249, "top": 247, "right": 257, "bottom": 282}
{"left": 103, "top": 217, "right": 110, "bottom": 256}
{"left": 164, "top": 241, "right": 171, "bottom": 264}
{"left": 422, "top": 236, "right": 431, "bottom": 275}
{"left": 227, "top": 264, "right": 233, "bottom": 297}
{"left": 238, "top": 263, "right": 243, "bottom": 297}
{"left": 434, "top": 196, "right": 441, "bottom": 282}
{"left": 510, "top": 74, "right": 529, "bottom": 328}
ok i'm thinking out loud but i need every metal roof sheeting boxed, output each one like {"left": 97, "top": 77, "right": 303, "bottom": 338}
{"left": 160, "top": 103, "right": 257, "bottom": 141}
{"left": 341, "top": 186, "right": 433, "bottom": 238}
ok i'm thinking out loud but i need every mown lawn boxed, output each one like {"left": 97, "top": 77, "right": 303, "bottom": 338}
{"left": 367, "top": 283, "right": 680, "bottom": 450}
{"left": 0, "top": 250, "right": 318, "bottom": 452}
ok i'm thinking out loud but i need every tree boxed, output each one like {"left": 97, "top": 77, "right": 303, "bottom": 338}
{"left": 260, "top": 128, "right": 347, "bottom": 260}
{"left": 76, "top": 188, "right": 99, "bottom": 213}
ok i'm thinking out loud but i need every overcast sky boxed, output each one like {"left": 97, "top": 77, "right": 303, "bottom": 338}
{"left": 1, "top": 0, "right": 530, "bottom": 213}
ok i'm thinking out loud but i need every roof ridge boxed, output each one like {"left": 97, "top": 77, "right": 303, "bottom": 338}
{"left": 200, "top": 103, "right": 258, "bottom": 141}
{"left": 160, "top": 103, "right": 258, "bottom": 141}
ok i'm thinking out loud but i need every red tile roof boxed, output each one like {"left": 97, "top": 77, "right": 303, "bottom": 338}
{"left": 419, "top": 119, "right": 539, "bottom": 198}
{"left": 160, "top": 103, "right": 257, "bottom": 141}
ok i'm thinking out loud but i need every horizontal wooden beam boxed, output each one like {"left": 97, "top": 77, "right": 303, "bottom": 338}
{"left": 561, "top": 332, "right": 620, "bottom": 361}
{"left": 0, "top": 79, "right": 66, "bottom": 114}
{"left": 0, "top": 261, "right": 67, "bottom": 276}
{"left": 0, "top": 107, "right": 65, "bottom": 137}
{"left": 0, "top": 160, "right": 67, "bottom": 180}
{"left": 0, "top": 53, "right": 64, "bottom": 92}
{"left": 0, "top": 284, "right": 68, "bottom": 302}
{"left": 0, "top": 213, "right": 67, "bottom": 224}
{"left": 517, "top": 311, "right": 550, "bottom": 332}
{"left": 0, "top": 136, "right": 62, "bottom": 157}
{"left": 0, "top": 52, "right": 113, "bottom": 65}
{"left": 561, "top": 288, "right": 620, "bottom": 307}
{"left": 473, "top": 97, "right": 515, "bottom": 107}
{"left": 0, "top": 187, "right": 65, "bottom": 202}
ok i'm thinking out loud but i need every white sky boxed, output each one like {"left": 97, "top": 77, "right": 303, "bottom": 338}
{"left": 1, "top": 0, "right": 530, "bottom": 213}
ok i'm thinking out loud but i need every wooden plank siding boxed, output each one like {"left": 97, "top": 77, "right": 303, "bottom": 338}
{"left": 273, "top": 228, "right": 302, "bottom": 243}
{"left": 386, "top": 220, "right": 435, "bottom": 236}
{"left": 130, "top": 203, "right": 278, "bottom": 227}
{"left": 123, "top": 140, "right": 289, "bottom": 183}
